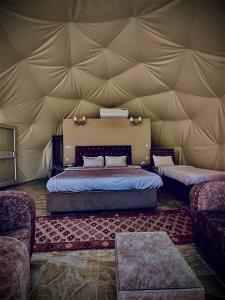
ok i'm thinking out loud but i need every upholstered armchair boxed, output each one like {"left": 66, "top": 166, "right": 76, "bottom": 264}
{"left": 0, "top": 190, "right": 36, "bottom": 300}
{"left": 190, "top": 180, "right": 225, "bottom": 220}
{"left": 190, "top": 181, "right": 225, "bottom": 283}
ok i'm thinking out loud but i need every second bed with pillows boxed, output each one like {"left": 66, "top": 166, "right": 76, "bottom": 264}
{"left": 151, "top": 149, "right": 225, "bottom": 186}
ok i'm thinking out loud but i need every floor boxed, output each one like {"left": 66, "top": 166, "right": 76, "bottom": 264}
{"left": 7, "top": 179, "right": 225, "bottom": 299}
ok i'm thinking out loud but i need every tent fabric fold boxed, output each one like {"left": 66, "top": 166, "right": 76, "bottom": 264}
{"left": 0, "top": 0, "right": 224, "bottom": 181}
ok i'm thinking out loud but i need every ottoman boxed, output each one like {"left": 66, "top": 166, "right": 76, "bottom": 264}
{"left": 115, "top": 231, "right": 205, "bottom": 300}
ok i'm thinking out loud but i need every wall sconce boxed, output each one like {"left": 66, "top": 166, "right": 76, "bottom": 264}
{"left": 129, "top": 116, "right": 142, "bottom": 126}
{"left": 73, "top": 116, "right": 87, "bottom": 126}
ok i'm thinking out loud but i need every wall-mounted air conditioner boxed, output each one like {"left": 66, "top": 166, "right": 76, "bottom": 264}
{"left": 100, "top": 108, "right": 129, "bottom": 119}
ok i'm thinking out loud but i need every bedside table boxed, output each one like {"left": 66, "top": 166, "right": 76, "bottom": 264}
{"left": 51, "top": 166, "right": 65, "bottom": 177}
{"left": 151, "top": 166, "right": 159, "bottom": 174}
{"left": 140, "top": 164, "right": 152, "bottom": 172}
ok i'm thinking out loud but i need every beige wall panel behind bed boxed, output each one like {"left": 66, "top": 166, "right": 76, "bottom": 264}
{"left": 63, "top": 119, "right": 150, "bottom": 166}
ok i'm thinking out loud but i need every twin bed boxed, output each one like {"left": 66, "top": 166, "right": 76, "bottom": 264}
{"left": 150, "top": 148, "right": 225, "bottom": 199}
{"left": 47, "top": 146, "right": 225, "bottom": 213}
{"left": 47, "top": 145, "right": 163, "bottom": 213}
{"left": 150, "top": 148, "right": 225, "bottom": 186}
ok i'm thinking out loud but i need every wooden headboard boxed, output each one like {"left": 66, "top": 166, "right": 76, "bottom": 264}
{"left": 75, "top": 145, "right": 132, "bottom": 166}
{"left": 150, "top": 148, "right": 175, "bottom": 166}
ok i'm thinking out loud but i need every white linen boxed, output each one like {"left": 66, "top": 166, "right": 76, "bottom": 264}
{"left": 105, "top": 156, "right": 127, "bottom": 167}
{"left": 153, "top": 155, "right": 174, "bottom": 167}
{"left": 47, "top": 166, "right": 163, "bottom": 192}
{"left": 157, "top": 165, "right": 225, "bottom": 186}
{"left": 83, "top": 156, "right": 104, "bottom": 167}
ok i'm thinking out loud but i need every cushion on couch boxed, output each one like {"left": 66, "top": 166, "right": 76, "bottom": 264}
{"left": 1, "top": 228, "right": 31, "bottom": 254}
{"left": 0, "top": 236, "right": 30, "bottom": 300}
{"left": 0, "top": 190, "right": 36, "bottom": 300}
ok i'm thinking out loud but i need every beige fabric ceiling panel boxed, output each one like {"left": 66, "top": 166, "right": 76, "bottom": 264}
{"left": 0, "top": 0, "right": 224, "bottom": 182}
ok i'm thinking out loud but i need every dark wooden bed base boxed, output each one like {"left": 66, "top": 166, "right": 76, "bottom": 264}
{"left": 47, "top": 145, "right": 158, "bottom": 213}
{"left": 160, "top": 176, "right": 192, "bottom": 201}
{"left": 150, "top": 148, "right": 193, "bottom": 201}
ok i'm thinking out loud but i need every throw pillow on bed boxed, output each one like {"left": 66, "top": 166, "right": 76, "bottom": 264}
{"left": 105, "top": 156, "right": 127, "bottom": 167}
{"left": 153, "top": 155, "right": 174, "bottom": 167}
{"left": 83, "top": 156, "right": 104, "bottom": 167}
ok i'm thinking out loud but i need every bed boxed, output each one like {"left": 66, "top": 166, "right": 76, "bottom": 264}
{"left": 47, "top": 145, "right": 163, "bottom": 213}
{"left": 150, "top": 148, "right": 225, "bottom": 200}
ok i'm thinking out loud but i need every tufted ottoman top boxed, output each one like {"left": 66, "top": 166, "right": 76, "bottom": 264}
{"left": 115, "top": 231, "right": 205, "bottom": 300}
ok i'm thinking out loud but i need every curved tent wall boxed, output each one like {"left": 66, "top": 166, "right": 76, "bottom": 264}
{"left": 0, "top": 0, "right": 224, "bottom": 182}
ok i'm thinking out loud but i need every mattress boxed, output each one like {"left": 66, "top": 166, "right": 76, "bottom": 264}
{"left": 157, "top": 165, "right": 225, "bottom": 186}
{"left": 47, "top": 166, "right": 163, "bottom": 192}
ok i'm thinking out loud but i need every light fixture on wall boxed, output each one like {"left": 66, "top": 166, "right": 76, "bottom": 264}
{"left": 73, "top": 116, "right": 87, "bottom": 126}
{"left": 129, "top": 116, "right": 142, "bottom": 126}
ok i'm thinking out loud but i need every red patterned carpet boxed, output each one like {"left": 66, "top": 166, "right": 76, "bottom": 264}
{"left": 34, "top": 209, "right": 194, "bottom": 252}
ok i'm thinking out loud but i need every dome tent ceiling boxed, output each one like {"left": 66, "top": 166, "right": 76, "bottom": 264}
{"left": 0, "top": 0, "right": 224, "bottom": 182}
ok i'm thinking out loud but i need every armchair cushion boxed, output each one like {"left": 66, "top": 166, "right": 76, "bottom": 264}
{"left": 0, "top": 190, "right": 36, "bottom": 255}
{"left": 0, "top": 236, "right": 30, "bottom": 300}
{"left": 190, "top": 181, "right": 225, "bottom": 283}
{"left": 0, "top": 190, "right": 36, "bottom": 300}
{"left": 1, "top": 228, "right": 31, "bottom": 254}
{"left": 190, "top": 180, "right": 225, "bottom": 219}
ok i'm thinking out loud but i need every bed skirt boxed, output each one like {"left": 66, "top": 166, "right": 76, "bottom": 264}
{"left": 47, "top": 189, "right": 157, "bottom": 213}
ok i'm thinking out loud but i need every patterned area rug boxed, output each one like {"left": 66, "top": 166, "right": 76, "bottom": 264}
{"left": 34, "top": 209, "right": 194, "bottom": 252}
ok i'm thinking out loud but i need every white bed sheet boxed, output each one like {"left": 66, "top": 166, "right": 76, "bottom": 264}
{"left": 47, "top": 166, "right": 163, "bottom": 192}
{"left": 157, "top": 165, "right": 225, "bottom": 186}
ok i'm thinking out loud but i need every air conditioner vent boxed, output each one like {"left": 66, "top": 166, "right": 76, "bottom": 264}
{"left": 100, "top": 108, "right": 129, "bottom": 119}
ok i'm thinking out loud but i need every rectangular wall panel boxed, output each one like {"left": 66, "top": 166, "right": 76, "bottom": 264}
{"left": 63, "top": 119, "right": 151, "bottom": 166}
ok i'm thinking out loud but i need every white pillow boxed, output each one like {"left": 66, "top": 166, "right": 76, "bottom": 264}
{"left": 153, "top": 155, "right": 174, "bottom": 167}
{"left": 105, "top": 156, "right": 127, "bottom": 167}
{"left": 83, "top": 156, "right": 104, "bottom": 168}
